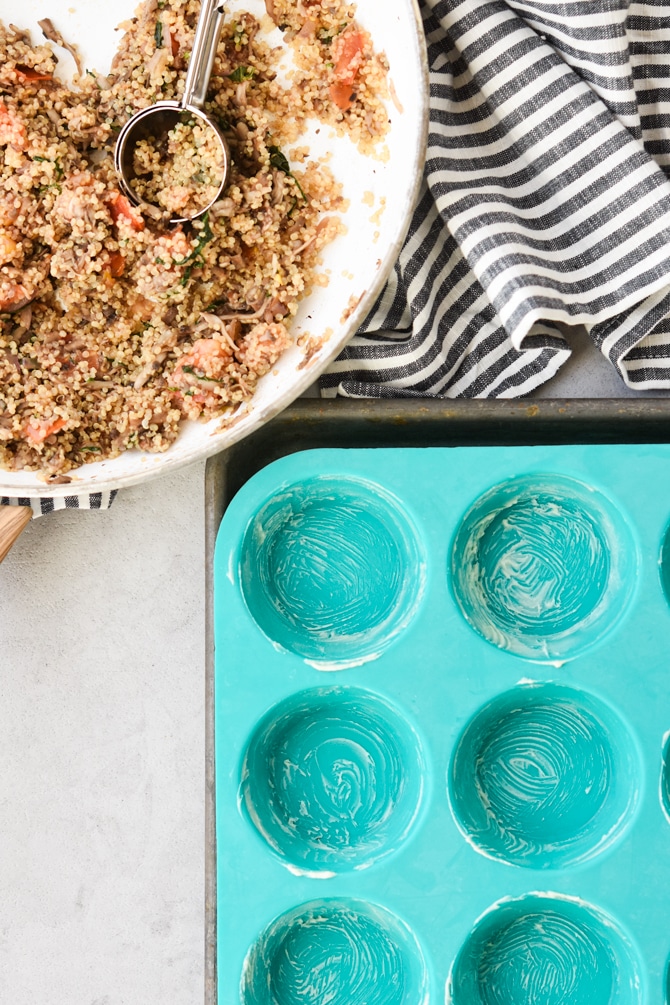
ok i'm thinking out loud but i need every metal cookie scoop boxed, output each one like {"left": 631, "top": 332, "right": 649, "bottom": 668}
{"left": 114, "top": 0, "right": 230, "bottom": 225}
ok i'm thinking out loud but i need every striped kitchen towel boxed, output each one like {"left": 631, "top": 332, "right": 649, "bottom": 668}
{"left": 322, "top": 0, "right": 670, "bottom": 398}
{"left": 0, "top": 491, "right": 117, "bottom": 516}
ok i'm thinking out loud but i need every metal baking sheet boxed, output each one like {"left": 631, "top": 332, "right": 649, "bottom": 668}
{"left": 203, "top": 394, "right": 670, "bottom": 1004}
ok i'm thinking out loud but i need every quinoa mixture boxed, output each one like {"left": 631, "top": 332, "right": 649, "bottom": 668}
{"left": 132, "top": 116, "right": 226, "bottom": 219}
{"left": 0, "top": 0, "right": 389, "bottom": 477}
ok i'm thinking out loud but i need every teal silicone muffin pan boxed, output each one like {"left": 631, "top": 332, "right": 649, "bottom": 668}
{"left": 213, "top": 443, "right": 670, "bottom": 1004}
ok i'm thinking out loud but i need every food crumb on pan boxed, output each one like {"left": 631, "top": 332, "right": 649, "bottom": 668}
{"left": 340, "top": 290, "right": 365, "bottom": 323}
{"left": 297, "top": 328, "right": 332, "bottom": 369}
{"left": 0, "top": 0, "right": 389, "bottom": 474}
{"left": 369, "top": 195, "right": 386, "bottom": 226}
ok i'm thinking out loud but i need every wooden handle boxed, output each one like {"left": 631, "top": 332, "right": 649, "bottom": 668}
{"left": 0, "top": 506, "right": 32, "bottom": 563}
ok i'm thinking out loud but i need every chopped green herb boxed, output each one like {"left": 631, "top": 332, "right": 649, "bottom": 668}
{"left": 154, "top": 19, "right": 164, "bottom": 48}
{"left": 181, "top": 267, "right": 195, "bottom": 287}
{"left": 318, "top": 23, "right": 348, "bottom": 43}
{"left": 81, "top": 446, "right": 102, "bottom": 453}
{"left": 268, "top": 145, "right": 307, "bottom": 202}
{"left": 182, "top": 365, "right": 222, "bottom": 383}
{"left": 173, "top": 212, "right": 215, "bottom": 285}
{"left": 290, "top": 176, "right": 307, "bottom": 202}
{"left": 32, "top": 155, "right": 64, "bottom": 180}
{"left": 268, "top": 145, "right": 290, "bottom": 174}
{"left": 155, "top": 256, "right": 166, "bottom": 265}
{"left": 229, "top": 65, "right": 256, "bottom": 83}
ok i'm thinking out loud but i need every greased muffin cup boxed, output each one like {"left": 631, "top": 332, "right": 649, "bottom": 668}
{"left": 214, "top": 444, "right": 670, "bottom": 1005}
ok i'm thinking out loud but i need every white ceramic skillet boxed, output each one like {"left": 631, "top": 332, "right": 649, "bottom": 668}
{"left": 0, "top": 0, "right": 429, "bottom": 497}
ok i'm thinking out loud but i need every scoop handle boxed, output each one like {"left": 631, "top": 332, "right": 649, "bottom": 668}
{"left": 0, "top": 506, "right": 31, "bottom": 564}
{"left": 182, "top": 0, "right": 226, "bottom": 109}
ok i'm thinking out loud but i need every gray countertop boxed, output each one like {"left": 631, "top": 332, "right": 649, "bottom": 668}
{"left": 0, "top": 462, "right": 207, "bottom": 1004}
{"left": 0, "top": 329, "right": 666, "bottom": 1004}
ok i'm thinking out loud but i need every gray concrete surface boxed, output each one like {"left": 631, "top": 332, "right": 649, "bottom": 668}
{"left": 0, "top": 462, "right": 206, "bottom": 1005}
{"left": 530, "top": 326, "right": 670, "bottom": 398}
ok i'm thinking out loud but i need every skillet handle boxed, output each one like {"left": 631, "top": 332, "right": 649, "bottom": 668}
{"left": 0, "top": 506, "right": 32, "bottom": 564}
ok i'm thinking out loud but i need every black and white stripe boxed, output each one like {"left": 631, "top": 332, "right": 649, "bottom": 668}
{"left": 0, "top": 490, "right": 117, "bottom": 517}
{"left": 322, "top": 0, "right": 670, "bottom": 398}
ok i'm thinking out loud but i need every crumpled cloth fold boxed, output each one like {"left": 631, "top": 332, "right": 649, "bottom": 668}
{"left": 322, "top": 0, "right": 670, "bottom": 398}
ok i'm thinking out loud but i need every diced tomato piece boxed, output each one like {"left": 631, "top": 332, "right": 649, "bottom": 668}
{"left": 329, "top": 81, "right": 355, "bottom": 110}
{"left": 173, "top": 339, "right": 228, "bottom": 379}
{"left": 108, "top": 251, "right": 125, "bottom": 277}
{"left": 106, "top": 191, "right": 145, "bottom": 232}
{"left": 15, "top": 64, "right": 53, "bottom": 82}
{"left": 23, "top": 416, "right": 67, "bottom": 443}
{"left": 333, "top": 30, "right": 365, "bottom": 86}
{"left": 328, "top": 29, "right": 365, "bottom": 109}
{"left": 54, "top": 346, "right": 102, "bottom": 373}
{"left": 0, "top": 100, "right": 27, "bottom": 150}
{"left": 129, "top": 295, "right": 155, "bottom": 321}
{"left": 0, "top": 282, "right": 30, "bottom": 311}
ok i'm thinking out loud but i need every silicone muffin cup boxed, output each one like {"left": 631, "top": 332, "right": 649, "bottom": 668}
{"left": 213, "top": 444, "right": 670, "bottom": 1005}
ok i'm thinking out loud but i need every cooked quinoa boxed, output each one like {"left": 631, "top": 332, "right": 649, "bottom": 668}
{"left": 132, "top": 116, "right": 226, "bottom": 219}
{"left": 0, "top": 0, "right": 389, "bottom": 477}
